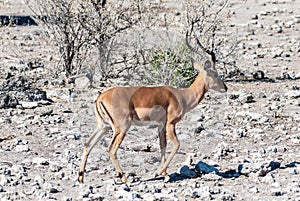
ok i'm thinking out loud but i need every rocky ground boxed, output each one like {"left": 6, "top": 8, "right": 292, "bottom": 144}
{"left": 1, "top": 0, "right": 300, "bottom": 200}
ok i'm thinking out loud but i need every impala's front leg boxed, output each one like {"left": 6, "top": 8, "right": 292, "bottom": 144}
{"left": 157, "top": 123, "right": 180, "bottom": 182}
{"left": 154, "top": 125, "right": 167, "bottom": 177}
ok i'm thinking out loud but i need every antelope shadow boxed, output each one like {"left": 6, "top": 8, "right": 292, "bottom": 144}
{"left": 144, "top": 160, "right": 300, "bottom": 183}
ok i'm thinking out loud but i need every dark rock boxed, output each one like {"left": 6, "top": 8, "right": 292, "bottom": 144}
{"left": 27, "top": 59, "right": 44, "bottom": 70}
{"left": 0, "top": 76, "right": 49, "bottom": 109}
{"left": 253, "top": 70, "right": 265, "bottom": 80}
{"left": 0, "top": 93, "right": 18, "bottom": 109}
{"left": 49, "top": 187, "right": 59, "bottom": 193}
{"left": 0, "top": 15, "right": 38, "bottom": 26}
{"left": 194, "top": 124, "right": 205, "bottom": 134}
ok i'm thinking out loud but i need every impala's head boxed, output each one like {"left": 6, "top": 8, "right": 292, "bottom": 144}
{"left": 186, "top": 30, "right": 227, "bottom": 93}
{"left": 192, "top": 59, "right": 227, "bottom": 93}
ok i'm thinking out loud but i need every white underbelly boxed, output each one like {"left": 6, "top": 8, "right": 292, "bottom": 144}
{"left": 132, "top": 120, "right": 163, "bottom": 127}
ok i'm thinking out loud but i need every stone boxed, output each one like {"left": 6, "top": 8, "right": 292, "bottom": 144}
{"left": 271, "top": 189, "right": 283, "bottom": 196}
{"left": 32, "top": 157, "right": 49, "bottom": 166}
{"left": 34, "top": 107, "right": 53, "bottom": 116}
{"left": 15, "top": 144, "right": 30, "bottom": 152}
{"left": 0, "top": 76, "right": 48, "bottom": 107}
{"left": 194, "top": 124, "right": 205, "bottom": 134}
{"left": 229, "top": 91, "right": 255, "bottom": 104}
{"left": 0, "top": 184, "right": 4, "bottom": 192}
{"left": 114, "top": 190, "right": 135, "bottom": 200}
{"left": 238, "top": 163, "right": 254, "bottom": 175}
{"left": 284, "top": 90, "right": 300, "bottom": 99}
{"left": 182, "top": 187, "right": 198, "bottom": 198}
{"left": 20, "top": 101, "right": 39, "bottom": 109}
{"left": 251, "top": 14, "right": 258, "bottom": 20}
{"left": 0, "top": 175, "right": 10, "bottom": 186}
{"left": 27, "top": 58, "right": 44, "bottom": 69}
{"left": 284, "top": 21, "right": 294, "bottom": 28}
{"left": 75, "top": 76, "right": 91, "bottom": 89}
{"left": 121, "top": 184, "right": 130, "bottom": 192}
{"left": 240, "top": 92, "right": 255, "bottom": 103}
{"left": 151, "top": 185, "right": 162, "bottom": 193}
{"left": 138, "top": 183, "right": 149, "bottom": 193}
{"left": 46, "top": 88, "right": 70, "bottom": 102}
{"left": 89, "top": 193, "right": 103, "bottom": 200}
{"left": 49, "top": 164, "right": 62, "bottom": 172}
{"left": 143, "top": 193, "right": 156, "bottom": 201}
{"left": 62, "top": 197, "right": 73, "bottom": 201}
{"left": 253, "top": 70, "right": 265, "bottom": 80}
{"left": 236, "top": 111, "right": 262, "bottom": 121}
{"left": 295, "top": 71, "right": 300, "bottom": 79}
{"left": 49, "top": 187, "right": 59, "bottom": 193}
{"left": 261, "top": 173, "right": 275, "bottom": 184}
{"left": 221, "top": 194, "right": 235, "bottom": 201}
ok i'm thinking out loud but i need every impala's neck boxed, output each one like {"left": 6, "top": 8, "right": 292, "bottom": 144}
{"left": 181, "top": 73, "right": 208, "bottom": 113}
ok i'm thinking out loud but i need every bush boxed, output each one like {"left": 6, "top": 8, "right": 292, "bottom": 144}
{"left": 149, "top": 43, "right": 197, "bottom": 87}
{"left": 32, "top": 0, "right": 140, "bottom": 80}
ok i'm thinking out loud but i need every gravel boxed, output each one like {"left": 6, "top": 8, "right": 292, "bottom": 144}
{"left": 1, "top": 0, "right": 300, "bottom": 200}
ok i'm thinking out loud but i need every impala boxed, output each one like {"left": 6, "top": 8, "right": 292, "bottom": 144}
{"left": 78, "top": 36, "right": 228, "bottom": 184}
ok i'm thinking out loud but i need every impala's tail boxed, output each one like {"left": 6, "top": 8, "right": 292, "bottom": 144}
{"left": 95, "top": 97, "right": 114, "bottom": 126}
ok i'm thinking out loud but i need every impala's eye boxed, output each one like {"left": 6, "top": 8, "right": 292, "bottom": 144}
{"left": 204, "top": 61, "right": 212, "bottom": 69}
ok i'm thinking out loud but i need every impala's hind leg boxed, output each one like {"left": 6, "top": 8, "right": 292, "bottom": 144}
{"left": 107, "top": 126, "right": 128, "bottom": 183}
{"left": 78, "top": 124, "right": 109, "bottom": 183}
{"left": 154, "top": 124, "right": 167, "bottom": 177}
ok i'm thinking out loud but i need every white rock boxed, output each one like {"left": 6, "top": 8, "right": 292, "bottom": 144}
{"left": 295, "top": 71, "right": 300, "bottom": 79}
{"left": 199, "top": 185, "right": 211, "bottom": 194}
{"left": 0, "top": 175, "right": 10, "bottom": 186}
{"left": 19, "top": 101, "right": 39, "bottom": 109}
{"left": 182, "top": 187, "right": 198, "bottom": 198}
{"left": 11, "top": 165, "right": 25, "bottom": 175}
{"left": 138, "top": 183, "right": 149, "bottom": 193}
{"left": 89, "top": 193, "right": 103, "bottom": 200}
{"left": 15, "top": 144, "right": 30, "bottom": 152}
{"left": 114, "top": 190, "right": 137, "bottom": 200}
{"left": 261, "top": 173, "right": 275, "bottom": 184}
{"left": 34, "top": 174, "right": 45, "bottom": 184}
{"left": 285, "top": 90, "right": 300, "bottom": 99}
{"left": 32, "top": 157, "right": 49, "bottom": 166}
{"left": 143, "top": 193, "right": 156, "bottom": 201}
{"left": 75, "top": 76, "right": 90, "bottom": 89}
{"left": 46, "top": 88, "right": 70, "bottom": 102}
{"left": 236, "top": 111, "right": 262, "bottom": 121}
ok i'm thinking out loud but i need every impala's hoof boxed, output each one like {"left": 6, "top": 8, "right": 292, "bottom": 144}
{"left": 116, "top": 172, "right": 128, "bottom": 184}
{"left": 153, "top": 169, "right": 168, "bottom": 179}
{"left": 121, "top": 175, "right": 128, "bottom": 184}
{"left": 78, "top": 171, "right": 84, "bottom": 183}
{"left": 163, "top": 175, "right": 170, "bottom": 183}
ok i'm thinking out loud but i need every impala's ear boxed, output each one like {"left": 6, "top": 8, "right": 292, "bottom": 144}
{"left": 192, "top": 59, "right": 204, "bottom": 72}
